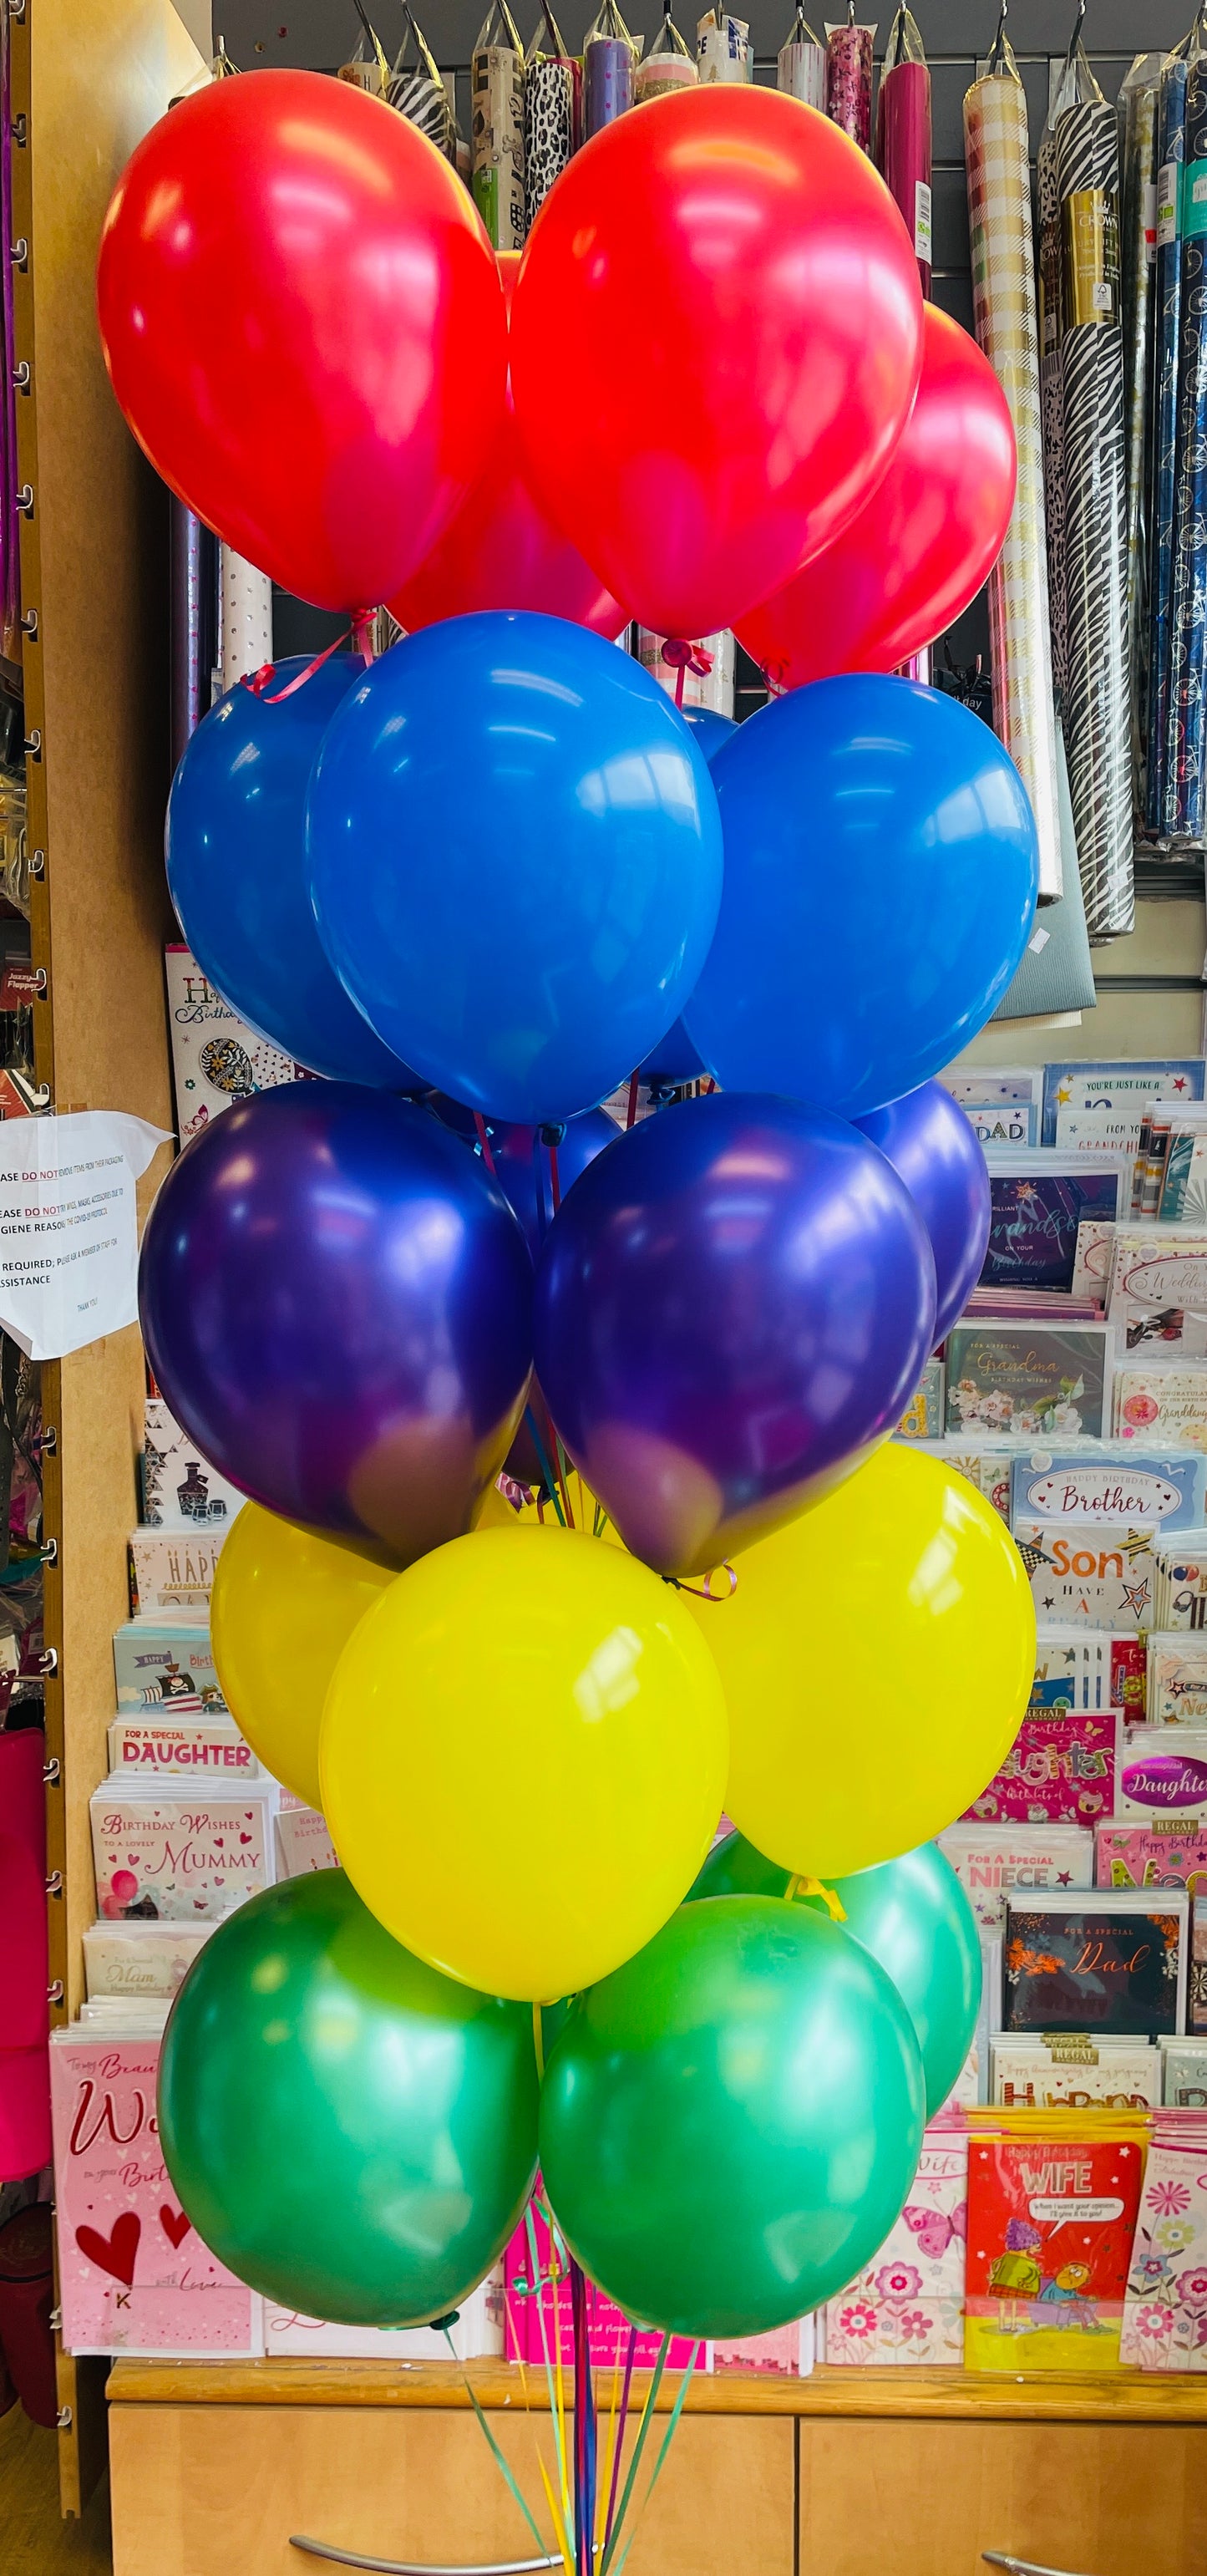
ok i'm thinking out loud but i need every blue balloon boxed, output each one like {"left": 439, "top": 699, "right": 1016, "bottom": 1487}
{"left": 856, "top": 1080, "right": 991, "bottom": 1346}
{"left": 638, "top": 1024, "right": 706, "bottom": 1085}
{"left": 139, "top": 1084, "right": 534, "bottom": 1563}
{"left": 166, "top": 658, "right": 422, "bottom": 1088}
{"left": 307, "top": 612, "right": 723, "bottom": 1125}
{"left": 682, "top": 676, "right": 1038, "bottom": 1120}
{"left": 535, "top": 1090, "right": 936, "bottom": 1578}
{"left": 431, "top": 1098, "right": 620, "bottom": 1264}
{"left": 681, "top": 707, "right": 738, "bottom": 764}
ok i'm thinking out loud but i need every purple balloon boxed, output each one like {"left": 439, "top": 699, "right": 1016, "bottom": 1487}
{"left": 855, "top": 1081, "right": 991, "bottom": 1347}
{"left": 139, "top": 1085, "right": 534, "bottom": 1562}
{"left": 535, "top": 1091, "right": 936, "bottom": 1578}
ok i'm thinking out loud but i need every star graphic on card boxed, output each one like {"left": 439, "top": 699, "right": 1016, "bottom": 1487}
{"left": 1174, "top": 1076, "right": 1189, "bottom": 1093}
{"left": 1057, "top": 1871, "right": 1073, "bottom": 1885}
{"left": 1121, "top": 1578, "right": 1150, "bottom": 1618}
{"left": 1042, "top": 1593, "right": 1055, "bottom": 1608}
{"left": 1056, "top": 1083, "right": 1073, "bottom": 1105}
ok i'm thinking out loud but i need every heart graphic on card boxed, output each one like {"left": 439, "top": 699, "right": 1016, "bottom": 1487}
{"left": 213, "top": 1837, "right": 224, "bottom": 1848}
{"left": 160, "top": 2205, "right": 191, "bottom": 2250}
{"left": 240, "top": 1832, "right": 252, "bottom": 1844}
{"left": 76, "top": 2211, "right": 140, "bottom": 2284}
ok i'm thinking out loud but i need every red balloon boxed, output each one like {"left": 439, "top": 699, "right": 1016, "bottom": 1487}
{"left": 509, "top": 89, "right": 923, "bottom": 642}
{"left": 390, "top": 256, "right": 629, "bottom": 638}
{"left": 738, "top": 306, "right": 1017, "bottom": 687}
{"left": 97, "top": 71, "right": 507, "bottom": 612}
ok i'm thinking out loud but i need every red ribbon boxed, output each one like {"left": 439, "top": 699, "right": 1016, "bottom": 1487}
{"left": 242, "top": 608, "right": 378, "bottom": 705}
{"left": 659, "top": 637, "right": 715, "bottom": 709}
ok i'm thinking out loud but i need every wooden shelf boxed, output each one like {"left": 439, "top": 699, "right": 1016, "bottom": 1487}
{"left": 106, "top": 2353, "right": 1207, "bottom": 2424}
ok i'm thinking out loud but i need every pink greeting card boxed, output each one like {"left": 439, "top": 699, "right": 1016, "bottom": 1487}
{"left": 825, "top": 2134, "right": 967, "bottom": 2365}
{"left": 49, "top": 2030, "right": 257, "bottom": 2354}
{"left": 963, "top": 1712, "right": 1115, "bottom": 1827}
{"left": 89, "top": 1786, "right": 273, "bottom": 1920}
{"left": 503, "top": 2195, "right": 704, "bottom": 2372}
{"left": 1120, "top": 2123, "right": 1207, "bottom": 2370}
{"left": 1096, "top": 1825, "right": 1207, "bottom": 1898}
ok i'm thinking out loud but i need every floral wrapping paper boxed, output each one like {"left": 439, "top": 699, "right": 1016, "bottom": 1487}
{"left": 1121, "top": 2122, "right": 1207, "bottom": 2365}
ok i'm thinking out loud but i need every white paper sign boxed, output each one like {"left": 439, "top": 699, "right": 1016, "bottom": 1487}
{"left": 0, "top": 1111, "right": 171, "bottom": 1359}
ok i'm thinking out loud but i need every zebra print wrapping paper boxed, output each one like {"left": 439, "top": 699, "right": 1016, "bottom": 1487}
{"left": 1146, "top": 52, "right": 1189, "bottom": 839}
{"left": 1169, "top": 41, "right": 1207, "bottom": 843}
{"left": 1054, "top": 71, "right": 1133, "bottom": 940}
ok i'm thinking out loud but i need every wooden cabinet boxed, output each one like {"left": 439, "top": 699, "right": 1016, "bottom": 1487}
{"left": 105, "top": 2359, "right": 1207, "bottom": 2576}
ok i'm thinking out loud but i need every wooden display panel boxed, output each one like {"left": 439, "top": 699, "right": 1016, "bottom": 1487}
{"left": 9, "top": 0, "right": 205, "bottom": 2517}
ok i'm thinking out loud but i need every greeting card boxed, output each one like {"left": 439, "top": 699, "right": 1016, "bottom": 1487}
{"left": 504, "top": 2195, "right": 705, "bottom": 2370}
{"left": 978, "top": 1165, "right": 1126, "bottom": 1297}
{"left": 106, "top": 1717, "right": 254, "bottom": 1776}
{"left": 962, "top": 1710, "right": 1114, "bottom": 1828}
{"left": 1113, "top": 1364, "right": 1207, "bottom": 1451}
{"left": 946, "top": 1325, "right": 1112, "bottom": 1439}
{"left": 81, "top": 1918, "right": 215, "bottom": 2002}
{"left": 1095, "top": 1823, "right": 1207, "bottom": 1898}
{"left": 989, "top": 2035, "right": 1159, "bottom": 2109}
{"left": 1041, "top": 1059, "right": 1204, "bottom": 1149}
{"left": 128, "top": 1527, "right": 226, "bottom": 1617}
{"left": 1120, "top": 2126, "right": 1207, "bottom": 2368}
{"left": 966, "top": 2129, "right": 1144, "bottom": 2368}
{"left": 712, "top": 2317, "right": 814, "bottom": 2375}
{"left": 939, "top": 1827, "right": 1093, "bottom": 1933}
{"left": 898, "top": 1353, "right": 944, "bottom": 1438}
{"left": 112, "top": 1620, "right": 226, "bottom": 1715}
{"left": 825, "top": 2133, "right": 967, "bottom": 2365}
{"left": 1002, "top": 1894, "right": 1187, "bottom": 2035}
{"left": 143, "top": 1398, "right": 245, "bottom": 1532}
{"left": 1029, "top": 1628, "right": 1141, "bottom": 1719}
{"left": 1147, "top": 1633, "right": 1207, "bottom": 1722}
{"left": 49, "top": 2029, "right": 258, "bottom": 2354}
{"left": 1160, "top": 2040, "right": 1207, "bottom": 2107}
{"left": 165, "top": 943, "right": 301, "bottom": 1144}
{"left": 1114, "top": 1727, "right": 1207, "bottom": 1822}
{"left": 261, "top": 2274, "right": 502, "bottom": 2360}
{"left": 89, "top": 1786, "right": 274, "bottom": 1921}
{"left": 1193, "top": 1901, "right": 1207, "bottom": 2032}
{"left": 1013, "top": 1519, "right": 1158, "bottom": 1633}
{"left": 1009, "top": 1449, "right": 1206, "bottom": 1534}
{"left": 275, "top": 1806, "right": 338, "bottom": 1877}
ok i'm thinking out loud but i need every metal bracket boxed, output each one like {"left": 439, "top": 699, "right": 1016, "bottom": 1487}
{"left": 47, "top": 1979, "right": 63, "bottom": 2005}
{"left": 44, "top": 1869, "right": 62, "bottom": 1897}
{"left": 9, "top": 236, "right": 28, "bottom": 271}
{"left": 41, "top": 1424, "right": 56, "bottom": 1453}
{"left": 41, "top": 1536, "right": 57, "bottom": 1567}
{"left": 43, "top": 1755, "right": 59, "bottom": 1786}
{"left": 12, "top": 359, "right": 28, "bottom": 392}
{"left": 23, "top": 729, "right": 41, "bottom": 761}
{"left": 15, "top": 484, "right": 33, "bottom": 516}
{"left": 38, "top": 1644, "right": 58, "bottom": 1677}
{"left": 55, "top": 2406, "right": 71, "bottom": 2431}
{"left": 20, "top": 606, "right": 36, "bottom": 636}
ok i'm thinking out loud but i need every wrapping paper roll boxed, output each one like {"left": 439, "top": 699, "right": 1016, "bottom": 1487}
{"left": 0, "top": 2, "right": 18, "bottom": 661}
{"left": 525, "top": 7, "right": 579, "bottom": 228}
{"left": 635, "top": 6, "right": 697, "bottom": 97}
{"left": 876, "top": 6, "right": 931, "bottom": 297}
{"left": 777, "top": 7, "right": 825, "bottom": 107}
{"left": 170, "top": 504, "right": 220, "bottom": 770}
{"left": 387, "top": 6, "right": 459, "bottom": 160}
{"left": 218, "top": 546, "right": 273, "bottom": 695}
{"left": 585, "top": 0, "right": 636, "bottom": 131}
{"left": 1036, "top": 51, "right": 1078, "bottom": 715}
{"left": 1118, "top": 53, "right": 1164, "bottom": 822}
{"left": 697, "top": 11, "right": 751, "bottom": 83}
{"left": 824, "top": 13, "right": 875, "bottom": 155}
{"left": 963, "top": 31, "right": 1063, "bottom": 902}
{"left": 1169, "top": 41, "right": 1207, "bottom": 842}
{"left": 1145, "top": 53, "right": 1189, "bottom": 838}
{"left": 1055, "top": 69, "right": 1133, "bottom": 937}
{"left": 473, "top": 1, "right": 527, "bottom": 250}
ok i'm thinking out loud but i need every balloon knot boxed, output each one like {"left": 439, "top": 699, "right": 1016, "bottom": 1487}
{"left": 788, "top": 1873, "right": 848, "bottom": 1923}
{"left": 660, "top": 637, "right": 714, "bottom": 709}
{"left": 662, "top": 1562, "right": 737, "bottom": 1601}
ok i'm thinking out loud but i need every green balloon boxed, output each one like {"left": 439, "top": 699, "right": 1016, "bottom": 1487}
{"left": 691, "top": 1832, "right": 980, "bottom": 2121}
{"left": 540, "top": 1896, "right": 924, "bottom": 2340}
{"left": 159, "top": 1872, "right": 539, "bottom": 2326}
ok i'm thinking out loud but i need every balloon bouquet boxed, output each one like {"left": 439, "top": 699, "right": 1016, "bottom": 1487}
{"left": 97, "top": 64, "right": 1037, "bottom": 2561}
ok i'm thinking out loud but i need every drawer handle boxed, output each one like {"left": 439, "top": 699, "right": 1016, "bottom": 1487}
{"left": 292, "top": 2548, "right": 563, "bottom": 2574}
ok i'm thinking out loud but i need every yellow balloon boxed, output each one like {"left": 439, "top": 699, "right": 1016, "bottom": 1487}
{"left": 320, "top": 1523, "right": 728, "bottom": 2001}
{"left": 211, "top": 1507, "right": 401, "bottom": 1805}
{"left": 213, "top": 1487, "right": 520, "bottom": 1805}
{"left": 693, "top": 1441, "right": 1035, "bottom": 1877}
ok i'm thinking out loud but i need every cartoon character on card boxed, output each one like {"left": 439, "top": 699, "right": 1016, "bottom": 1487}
{"left": 988, "top": 2218, "right": 1043, "bottom": 2330}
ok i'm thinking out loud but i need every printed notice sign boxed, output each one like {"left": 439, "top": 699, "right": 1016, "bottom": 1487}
{"left": 0, "top": 1111, "right": 170, "bottom": 1359}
